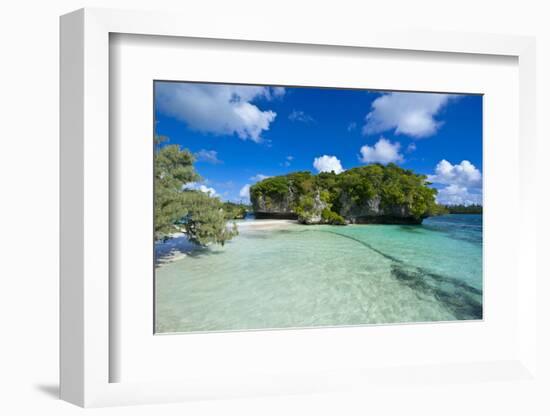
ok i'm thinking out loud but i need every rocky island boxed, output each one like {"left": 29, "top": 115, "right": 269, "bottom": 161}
{"left": 250, "top": 164, "right": 441, "bottom": 225}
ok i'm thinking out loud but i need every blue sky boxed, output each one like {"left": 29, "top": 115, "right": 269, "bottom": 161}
{"left": 154, "top": 81, "right": 483, "bottom": 205}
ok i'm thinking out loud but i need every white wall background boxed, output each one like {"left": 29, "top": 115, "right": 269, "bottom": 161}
{"left": 0, "top": 1, "right": 548, "bottom": 415}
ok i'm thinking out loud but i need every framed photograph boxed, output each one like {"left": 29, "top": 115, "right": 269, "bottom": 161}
{"left": 60, "top": 8, "right": 538, "bottom": 407}
{"left": 152, "top": 81, "right": 483, "bottom": 334}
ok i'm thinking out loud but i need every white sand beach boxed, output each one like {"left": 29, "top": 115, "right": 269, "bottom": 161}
{"left": 155, "top": 220, "right": 299, "bottom": 265}
{"left": 235, "top": 219, "right": 298, "bottom": 231}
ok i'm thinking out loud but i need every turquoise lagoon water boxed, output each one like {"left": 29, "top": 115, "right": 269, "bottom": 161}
{"left": 155, "top": 214, "right": 482, "bottom": 333}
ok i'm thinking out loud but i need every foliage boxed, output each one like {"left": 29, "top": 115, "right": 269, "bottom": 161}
{"left": 154, "top": 136, "right": 199, "bottom": 239}
{"left": 428, "top": 204, "right": 450, "bottom": 216}
{"left": 336, "top": 164, "right": 438, "bottom": 220}
{"left": 445, "top": 204, "right": 483, "bottom": 214}
{"left": 222, "top": 201, "right": 249, "bottom": 220}
{"left": 294, "top": 195, "right": 316, "bottom": 223}
{"left": 251, "top": 163, "right": 440, "bottom": 222}
{"left": 182, "top": 191, "right": 238, "bottom": 246}
{"left": 154, "top": 136, "right": 238, "bottom": 245}
{"left": 321, "top": 208, "right": 346, "bottom": 225}
{"left": 249, "top": 175, "right": 291, "bottom": 202}
{"left": 294, "top": 193, "right": 345, "bottom": 225}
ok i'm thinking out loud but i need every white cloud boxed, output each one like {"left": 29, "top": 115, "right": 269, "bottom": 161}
{"left": 156, "top": 82, "right": 284, "bottom": 142}
{"left": 239, "top": 184, "right": 251, "bottom": 200}
{"left": 194, "top": 149, "right": 221, "bottom": 164}
{"left": 359, "top": 138, "right": 404, "bottom": 164}
{"left": 427, "top": 159, "right": 481, "bottom": 187}
{"left": 313, "top": 155, "right": 344, "bottom": 174}
{"left": 347, "top": 122, "right": 357, "bottom": 132}
{"left": 250, "top": 174, "right": 271, "bottom": 182}
{"left": 288, "top": 110, "right": 314, "bottom": 123}
{"left": 184, "top": 182, "right": 218, "bottom": 197}
{"left": 363, "top": 92, "right": 455, "bottom": 138}
{"left": 406, "top": 142, "right": 417, "bottom": 153}
{"left": 281, "top": 155, "right": 294, "bottom": 167}
{"left": 436, "top": 184, "right": 482, "bottom": 206}
{"left": 270, "top": 87, "right": 286, "bottom": 99}
{"left": 428, "top": 160, "right": 482, "bottom": 205}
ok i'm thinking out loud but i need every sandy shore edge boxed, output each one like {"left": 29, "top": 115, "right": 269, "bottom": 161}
{"left": 235, "top": 219, "right": 298, "bottom": 231}
{"left": 155, "top": 220, "right": 299, "bottom": 266}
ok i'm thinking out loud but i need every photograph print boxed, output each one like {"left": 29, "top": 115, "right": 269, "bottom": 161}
{"left": 154, "top": 81, "right": 483, "bottom": 333}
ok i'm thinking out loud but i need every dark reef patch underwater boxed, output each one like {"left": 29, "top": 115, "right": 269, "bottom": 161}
{"left": 302, "top": 223, "right": 482, "bottom": 321}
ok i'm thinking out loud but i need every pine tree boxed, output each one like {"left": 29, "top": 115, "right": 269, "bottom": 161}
{"left": 154, "top": 136, "right": 237, "bottom": 245}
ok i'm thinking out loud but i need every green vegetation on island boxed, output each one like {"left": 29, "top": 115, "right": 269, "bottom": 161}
{"left": 445, "top": 204, "right": 483, "bottom": 214}
{"left": 250, "top": 164, "right": 441, "bottom": 224}
{"left": 222, "top": 201, "right": 250, "bottom": 220}
{"left": 154, "top": 135, "right": 480, "bottom": 244}
{"left": 154, "top": 136, "right": 238, "bottom": 245}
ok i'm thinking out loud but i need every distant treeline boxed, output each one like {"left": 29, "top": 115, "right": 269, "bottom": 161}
{"left": 444, "top": 204, "right": 483, "bottom": 214}
{"left": 222, "top": 201, "right": 250, "bottom": 220}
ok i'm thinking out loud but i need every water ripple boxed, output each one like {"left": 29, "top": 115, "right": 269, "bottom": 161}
{"left": 300, "top": 228, "right": 482, "bottom": 320}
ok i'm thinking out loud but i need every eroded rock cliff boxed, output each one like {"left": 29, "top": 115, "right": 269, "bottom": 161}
{"left": 249, "top": 164, "right": 439, "bottom": 225}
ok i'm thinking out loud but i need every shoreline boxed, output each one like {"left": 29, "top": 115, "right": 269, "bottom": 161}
{"left": 155, "top": 219, "right": 300, "bottom": 266}
{"left": 155, "top": 214, "right": 479, "bottom": 266}
{"left": 235, "top": 219, "right": 298, "bottom": 231}
{"left": 154, "top": 232, "right": 196, "bottom": 266}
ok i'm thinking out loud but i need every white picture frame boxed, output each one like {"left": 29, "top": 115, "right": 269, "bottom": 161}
{"left": 60, "top": 7, "right": 538, "bottom": 408}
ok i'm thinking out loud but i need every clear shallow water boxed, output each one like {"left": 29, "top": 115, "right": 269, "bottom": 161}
{"left": 155, "top": 214, "right": 482, "bottom": 333}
